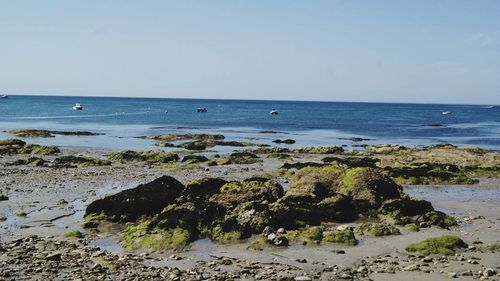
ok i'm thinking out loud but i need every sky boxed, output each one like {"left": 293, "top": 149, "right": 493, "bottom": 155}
{"left": 1, "top": 1, "right": 500, "bottom": 104}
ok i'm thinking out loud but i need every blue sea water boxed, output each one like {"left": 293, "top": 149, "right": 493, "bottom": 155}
{"left": 0, "top": 95, "right": 499, "bottom": 151}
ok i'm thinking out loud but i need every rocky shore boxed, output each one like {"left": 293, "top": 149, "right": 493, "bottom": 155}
{"left": 1, "top": 132, "right": 499, "bottom": 280}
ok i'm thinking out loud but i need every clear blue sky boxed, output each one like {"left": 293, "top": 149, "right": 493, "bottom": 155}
{"left": 1, "top": 1, "right": 499, "bottom": 104}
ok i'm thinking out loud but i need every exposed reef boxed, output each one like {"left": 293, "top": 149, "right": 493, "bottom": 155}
{"left": 84, "top": 164, "right": 453, "bottom": 250}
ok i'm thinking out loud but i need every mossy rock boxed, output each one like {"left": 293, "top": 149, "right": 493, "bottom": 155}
{"left": 7, "top": 157, "right": 45, "bottom": 167}
{"left": 356, "top": 222, "right": 400, "bottom": 237}
{"left": 322, "top": 229, "right": 357, "bottom": 245}
{"left": 405, "top": 223, "right": 420, "bottom": 232}
{"left": 0, "top": 194, "right": 8, "bottom": 201}
{"left": 65, "top": 230, "right": 84, "bottom": 238}
{"left": 0, "top": 139, "right": 26, "bottom": 146}
{"left": 209, "top": 225, "right": 245, "bottom": 243}
{"left": 29, "top": 145, "right": 61, "bottom": 155}
{"left": 292, "top": 146, "right": 344, "bottom": 154}
{"left": 229, "top": 152, "right": 261, "bottom": 164}
{"left": 143, "top": 133, "right": 225, "bottom": 142}
{"left": 406, "top": 235, "right": 467, "bottom": 255}
{"left": 322, "top": 156, "right": 379, "bottom": 168}
{"left": 220, "top": 182, "right": 242, "bottom": 194}
{"left": 285, "top": 226, "right": 323, "bottom": 244}
{"left": 82, "top": 212, "right": 108, "bottom": 228}
{"left": 109, "top": 150, "right": 178, "bottom": 163}
{"left": 181, "top": 155, "right": 209, "bottom": 163}
{"left": 121, "top": 221, "right": 192, "bottom": 250}
{"left": 416, "top": 211, "right": 457, "bottom": 228}
{"left": 8, "top": 129, "right": 53, "bottom": 138}
{"left": 53, "top": 156, "right": 111, "bottom": 168}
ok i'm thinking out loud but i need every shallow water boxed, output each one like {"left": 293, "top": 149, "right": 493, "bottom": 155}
{"left": 404, "top": 185, "right": 500, "bottom": 202}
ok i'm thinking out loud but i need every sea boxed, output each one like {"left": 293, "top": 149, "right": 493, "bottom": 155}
{"left": 0, "top": 95, "right": 499, "bottom": 152}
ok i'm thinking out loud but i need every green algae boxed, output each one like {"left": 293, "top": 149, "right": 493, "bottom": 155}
{"left": 406, "top": 235, "right": 467, "bottom": 255}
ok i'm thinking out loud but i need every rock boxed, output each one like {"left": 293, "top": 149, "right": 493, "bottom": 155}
{"left": 402, "top": 264, "right": 420, "bottom": 271}
{"left": 445, "top": 272, "right": 458, "bottom": 278}
{"left": 483, "top": 268, "right": 496, "bottom": 277}
{"left": 143, "top": 133, "right": 225, "bottom": 141}
{"left": 109, "top": 150, "right": 179, "bottom": 163}
{"left": 84, "top": 175, "right": 185, "bottom": 224}
{"left": 181, "top": 155, "right": 209, "bottom": 163}
{"left": 355, "top": 222, "right": 400, "bottom": 237}
{"left": 272, "top": 139, "right": 296, "bottom": 144}
{"left": 228, "top": 152, "right": 261, "bottom": 164}
{"left": 45, "top": 252, "right": 62, "bottom": 261}
{"left": 53, "top": 156, "right": 111, "bottom": 168}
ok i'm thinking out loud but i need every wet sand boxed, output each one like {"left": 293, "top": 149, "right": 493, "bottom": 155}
{"left": 1, "top": 146, "right": 499, "bottom": 280}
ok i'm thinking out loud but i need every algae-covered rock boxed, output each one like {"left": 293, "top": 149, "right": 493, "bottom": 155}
{"left": 64, "top": 230, "right": 84, "bottom": 238}
{"left": 7, "top": 157, "right": 45, "bottom": 167}
{"left": 415, "top": 211, "right": 457, "bottom": 228}
{"left": 385, "top": 162, "right": 478, "bottom": 185}
{"left": 366, "top": 144, "right": 408, "bottom": 154}
{"left": 406, "top": 235, "right": 467, "bottom": 255}
{"left": 109, "top": 150, "right": 179, "bottom": 163}
{"left": 143, "top": 133, "right": 225, "bottom": 141}
{"left": 229, "top": 152, "right": 261, "bottom": 164}
{"left": 0, "top": 139, "right": 59, "bottom": 155}
{"left": 0, "top": 139, "right": 26, "bottom": 146}
{"left": 121, "top": 220, "right": 192, "bottom": 250}
{"left": 272, "top": 139, "right": 296, "bottom": 144}
{"left": 0, "top": 193, "right": 8, "bottom": 201}
{"left": 7, "top": 129, "right": 101, "bottom": 138}
{"left": 322, "top": 156, "right": 379, "bottom": 168}
{"left": 85, "top": 176, "right": 185, "bottom": 225}
{"left": 292, "top": 146, "right": 344, "bottom": 154}
{"left": 285, "top": 226, "right": 323, "bottom": 244}
{"left": 24, "top": 144, "right": 61, "bottom": 155}
{"left": 53, "top": 156, "right": 111, "bottom": 168}
{"left": 181, "top": 155, "right": 209, "bottom": 163}
{"left": 322, "top": 229, "right": 357, "bottom": 245}
{"left": 83, "top": 163, "right": 447, "bottom": 249}
{"left": 340, "top": 167, "right": 402, "bottom": 212}
{"left": 356, "top": 222, "right": 400, "bottom": 236}
{"left": 8, "top": 129, "right": 53, "bottom": 138}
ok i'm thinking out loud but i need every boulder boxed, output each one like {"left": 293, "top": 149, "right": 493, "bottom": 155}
{"left": 85, "top": 176, "right": 185, "bottom": 223}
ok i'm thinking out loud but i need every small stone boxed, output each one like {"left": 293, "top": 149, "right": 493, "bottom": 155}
{"left": 483, "top": 268, "right": 496, "bottom": 277}
{"left": 403, "top": 264, "right": 420, "bottom": 271}
{"left": 295, "top": 258, "right": 307, "bottom": 263}
{"left": 45, "top": 253, "right": 62, "bottom": 261}
{"left": 445, "top": 271, "right": 458, "bottom": 278}
{"left": 294, "top": 276, "right": 312, "bottom": 281}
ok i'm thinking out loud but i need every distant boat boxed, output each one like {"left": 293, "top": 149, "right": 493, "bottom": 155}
{"left": 481, "top": 105, "right": 494, "bottom": 109}
{"left": 442, "top": 111, "right": 452, "bottom": 115}
{"left": 197, "top": 108, "right": 207, "bottom": 112}
{"left": 0, "top": 95, "right": 8, "bottom": 99}
{"left": 270, "top": 109, "right": 278, "bottom": 115}
{"left": 73, "top": 103, "right": 83, "bottom": 110}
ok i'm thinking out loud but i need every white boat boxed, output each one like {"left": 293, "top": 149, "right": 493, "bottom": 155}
{"left": 442, "top": 111, "right": 451, "bottom": 115}
{"left": 0, "top": 95, "right": 8, "bottom": 99}
{"left": 73, "top": 103, "right": 83, "bottom": 110}
{"left": 481, "top": 105, "right": 494, "bottom": 109}
{"left": 270, "top": 109, "right": 278, "bottom": 115}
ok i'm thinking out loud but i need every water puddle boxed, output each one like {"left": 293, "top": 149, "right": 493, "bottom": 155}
{"left": 404, "top": 185, "right": 500, "bottom": 202}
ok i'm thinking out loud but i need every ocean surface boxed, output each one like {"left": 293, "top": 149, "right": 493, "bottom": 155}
{"left": 0, "top": 95, "right": 499, "bottom": 151}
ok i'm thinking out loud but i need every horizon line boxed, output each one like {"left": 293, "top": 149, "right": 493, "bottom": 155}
{"left": 4, "top": 92, "right": 498, "bottom": 107}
